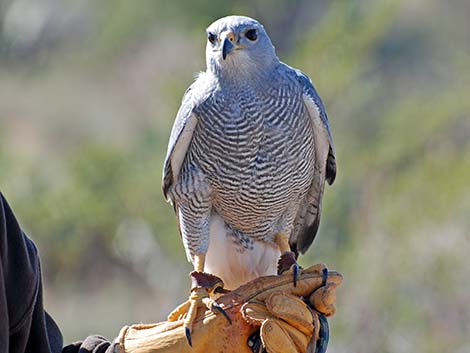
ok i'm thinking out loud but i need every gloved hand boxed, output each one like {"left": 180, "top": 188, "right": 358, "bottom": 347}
{"left": 113, "top": 264, "right": 342, "bottom": 353}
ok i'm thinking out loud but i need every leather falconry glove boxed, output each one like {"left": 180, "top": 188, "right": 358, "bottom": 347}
{"left": 112, "top": 263, "right": 342, "bottom": 353}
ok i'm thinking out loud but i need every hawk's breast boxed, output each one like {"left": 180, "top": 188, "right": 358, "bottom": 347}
{"left": 188, "top": 78, "right": 315, "bottom": 239}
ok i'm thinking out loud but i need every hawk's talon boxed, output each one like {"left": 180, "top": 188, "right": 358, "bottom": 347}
{"left": 180, "top": 290, "right": 207, "bottom": 347}
{"left": 293, "top": 262, "right": 299, "bottom": 287}
{"left": 212, "top": 301, "right": 232, "bottom": 324}
{"left": 169, "top": 272, "right": 228, "bottom": 347}
{"left": 321, "top": 267, "right": 328, "bottom": 287}
{"left": 277, "top": 251, "right": 302, "bottom": 287}
{"left": 185, "top": 327, "right": 192, "bottom": 347}
{"left": 214, "top": 286, "right": 231, "bottom": 294}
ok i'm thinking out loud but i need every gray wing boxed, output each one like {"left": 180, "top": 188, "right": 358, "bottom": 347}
{"left": 162, "top": 85, "right": 199, "bottom": 201}
{"left": 289, "top": 69, "right": 337, "bottom": 255}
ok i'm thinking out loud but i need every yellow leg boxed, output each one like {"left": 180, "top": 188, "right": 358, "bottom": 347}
{"left": 167, "top": 254, "right": 230, "bottom": 346}
{"left": 274, "top": 232, "right": 300, "bottom": 286}
{"left": 274, "top": 232, "right": 290, "bottom": 253}
{"left": 167, "top": 253, "right": 207, "bottom": 322}
{"left": 194, "top": 253, "right": 206, "bottom": 272}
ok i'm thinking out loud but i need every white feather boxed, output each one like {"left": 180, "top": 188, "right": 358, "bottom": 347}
{"left": 169, "top": 112, "right": 198, "bottom": 184}
{"left": 204, "top": 214, "right": 280, "bottom": 290}
{"left": 302, "top": 92, "right": 330, "bottom": 164}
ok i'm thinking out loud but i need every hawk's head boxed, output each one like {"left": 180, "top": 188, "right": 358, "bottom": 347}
{"left": 205, "top": 16, "right": 278, "bottom": 79}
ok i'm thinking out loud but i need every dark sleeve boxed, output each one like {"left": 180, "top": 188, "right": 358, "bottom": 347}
{"left": 62, "top": 335, "right": 119, "bottom": 353}
{"left": 0, "top": 192, "right": 63, "bottom": 353}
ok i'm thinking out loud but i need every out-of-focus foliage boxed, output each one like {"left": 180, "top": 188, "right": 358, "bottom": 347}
{"left": 0, "top": 0, "right": 469, "bottom": 351}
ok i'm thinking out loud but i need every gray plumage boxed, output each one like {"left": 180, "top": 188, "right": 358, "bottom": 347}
{"left": 163, "top": 16, "right": 336, "bottom": 289}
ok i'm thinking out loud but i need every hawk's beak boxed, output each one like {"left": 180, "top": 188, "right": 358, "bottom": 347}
{"left": 222, "top": 31, "right": 236, "bottom": 60}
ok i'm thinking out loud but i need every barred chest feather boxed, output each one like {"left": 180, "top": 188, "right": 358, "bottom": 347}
{"left": 185, "top": 74, "right": 315, "bottom": 241}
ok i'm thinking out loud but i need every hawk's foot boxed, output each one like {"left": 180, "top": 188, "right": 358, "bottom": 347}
{"left": 277, "top": 251, "right": 301, "bottom": 287}
{"left": 167, "top": 271, "right": 231, "bottom": 347}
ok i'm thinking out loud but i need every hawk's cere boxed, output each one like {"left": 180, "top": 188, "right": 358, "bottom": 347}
{"left": 162, "top": 15, "right": 336, "bottom": 343}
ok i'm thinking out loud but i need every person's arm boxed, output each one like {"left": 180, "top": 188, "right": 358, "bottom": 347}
{"left": 0, "top": 193, "right": 63, "bottom": 353}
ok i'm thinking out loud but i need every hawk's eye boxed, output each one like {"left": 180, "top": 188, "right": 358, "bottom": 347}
{"left": 245, "top": 29, "right": 257, "bottom": 41}
{"left": 207, "top": 32, "right": 217, "bottom": 44}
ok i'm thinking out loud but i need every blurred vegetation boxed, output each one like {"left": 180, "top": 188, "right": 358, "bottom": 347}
{"left": 0, "top": 0, "right": 469, "bottom": 352}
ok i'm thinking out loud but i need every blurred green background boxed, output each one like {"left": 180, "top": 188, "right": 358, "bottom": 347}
{"left": 1, "top": 0, "right": 469, "bottom": 352}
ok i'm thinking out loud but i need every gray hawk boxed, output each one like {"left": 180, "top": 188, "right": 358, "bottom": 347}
{"left": 162, "top": 15, "right": 336, "bottom": 344}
